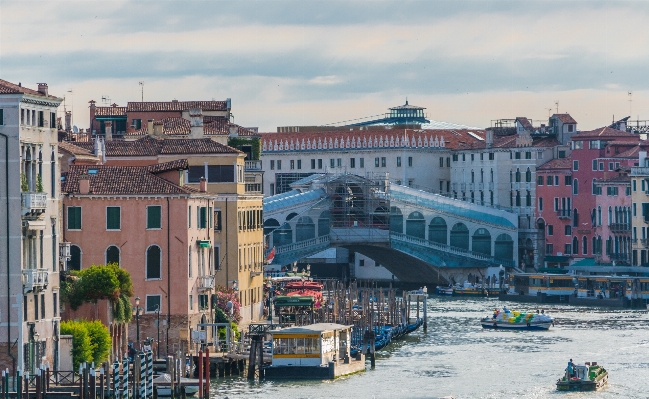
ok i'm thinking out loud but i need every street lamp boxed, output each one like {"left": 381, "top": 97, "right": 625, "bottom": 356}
{"left": 499, "top": 265, "right": 505, "bottom": 293}
{"left": 135, "top": 296, "right": 141, "bottom": 347}
{"left": 306, "top": 264, "right": 311, "bottom": 277}
{"left": 266, "top": 281, "right": 274, "bottom": 322}
{"left": 292, "top": 262, "right": 298, "bottom": 274}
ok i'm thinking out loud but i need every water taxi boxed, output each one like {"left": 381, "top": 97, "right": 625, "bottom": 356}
{"left": 481, "top": 308, "right": 553, "bottom": 330}
{"left": 556, "top": 361, "right": 608, "bottom": 391}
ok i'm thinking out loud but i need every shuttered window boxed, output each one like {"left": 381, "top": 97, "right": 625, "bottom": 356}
{"left": 106, "top": 207, "right": 121, "bottom": 230}
{"left": 67, "top": 206, "right": 82, "bottom": 230}
{"left": 146, "top": 246, "right": 162, "bottom": 279}
{"left": 147, "top": 206, "right": 162, "bottom": 229}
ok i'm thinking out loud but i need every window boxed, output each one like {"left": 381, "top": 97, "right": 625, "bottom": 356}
{"left": 515, "top": 152, "right": 521, "bottom": 159}
{"left": 547, "top": 225, "right": 553, "bottom": 236}
{"left": 599, "top": 162, "right": 604, "bottom": 171}
{"left": 554, "top": 176, "right": 559, "bottom": 186}
{"left": 568, "top": 124, "right": 574, "bottom": 133}
{"left": 337, "top": 158, "right": 342, "bottom": 167}
{"left": 330, "top": 159, "right": 335, "bottom": 168}
{"left": 214, "top": 209, "right": 222, "bottom": 231}
{"left": 290, "top": 160, "right": 295, "bottom": 170}
{"left": 608, "top": 162, "right": 613, "bottom": 171}
{"left": 633, "top": 180, "right": 636, "bottom": 192}
{"left": 565, "top": 225, "right": 572, "bottom": 235}
{"left": 538, "top": 176, "right": 544, "bottom": 186}
{"left": 360, "top": 158, "right": 364, "bottom": 168}
{"left": 381, "top": 157, "right": 386, "bottom": 167}
{"left": 480, "top": 153, "right": 484, "bottom": 161}
{"left": 547, "top": 176, "right": 553, "bottom": 186}
{"left": 38, "top": 111, "right": 44, "bottom": 127}
{"left": 462, "top": 154, "right": 466, "bottom": 161}
{"left": 214, "top": 246, "right": 220, "bottom": 270}
{"left": 397, "top": 157, "right": 402, "bottom": 167}
{"left": 198, "top": 206, "right": 207, "bottom": 229}
{"left": 297, "top": 159, "right": 302, "bottom": 169}
{"left": 573, "top": 160, "right": 579, "bottom": 171}
{"left": 206, "top": 165, "right": 235, "bottom": 183}
{"left": 546, "top": 244, "right": 553, "bottom": 254}
{"left": 375, "top": 157, "right": 380, "bottom": 167}
{"left": 359, "top": 259, "right": 365, "bottom": 267}
{"left": 582, "top": 236, "right": 588, "bottom": 255}
{"left": 106, "top": 245, "right": 120, "bottom": 265}
{"left": 106, "top": 207, "right": 120, "bottom": 230}
{"left": 146, "top": 245, "right": 162, "bottom": 279}
{"left": 471, "top": 154, "right": 475, "bottom": 161}
{"left": 573, "top": 140, "right": 583, "bottom": 149}
{"left": 189, "top": 294, "right": 193, "bottom": 311}
{"left": 565, "top": 244, "right": 572, "bottom": 255}
{"left": 633, "top": 203, "right": 637, "bottom": 217}
{"left": 67, "top": 206, "right": 81, "bottom": 230}
{"left": 311, "top": 159, "right": 316, "bottom": 169}
{"left": 188, "top": 246, "right": 193, "bottom": 277}
{"left": 452, "top": 154, "right": 458, "bottom": 162}
{"left": 488, "top": 153, "right": 495, "bottom": 161}
{"left": 539, "top": 197, "right": 543, "bottom": 211}
{"left": 34, "top": 294, "right": 39, "bottom": 320}
{"left": 573, "top": 179, "right": 578, "bottom": 195}
{"left": 269, "top": 183, "right": 275, "bottom": 195}
{"left": 188, "top": 206, "right": 192, "bottom": 228}
{"left": 525, "top": 152, "right": 532, "bottom": 159}
{"left": 350, "top": 158, "right": 355, "bottom": 168}
{"left": 558, "top": 150, "right": 566, "bottom": 158}
{"left": 318, "top": 159, "right": 322, "bottom": 169}
{"left": 0, "top": 109, "right": 4, "bottom": 125}
{"left": 53, "top": 292, "right": 58, "bottom": 317}
{"left": 526, "top": 191, "right": 531, "bottom": 206}
{"left": 592, "top": 159, "right": 598, "bottom": 170}
{"left": 277, "top": 160, "right": 282, "bottom": 170}
{"left": 132, "top": 119, "right": 142, "bottom": 129}
{"left": 525, "top": 168, "right": 531, "bottom": 182}
{"left": 409, "top": 157, "right": 413, "bottom": 167}
{"left": 146, "top": 295, "right": 161, "bottom": 313}
{"left": 147, "top": 205, "right": 162, "bottom": 229}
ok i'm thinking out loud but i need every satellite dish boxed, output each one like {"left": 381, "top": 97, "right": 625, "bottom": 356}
{"left": 72, "top": 125, "right": 79, "bottom": 133}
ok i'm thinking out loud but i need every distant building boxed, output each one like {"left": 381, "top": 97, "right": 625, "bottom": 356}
{"left": 0, "top": 80, "right": 64, "bottom": 374}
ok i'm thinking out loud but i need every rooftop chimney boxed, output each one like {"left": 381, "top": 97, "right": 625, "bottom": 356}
{"left": 199, "top": 177, "right": 207, "bottom": 193}
{"left": 189, "top": 108, "right": 204, "bottom": 139}
{"left": 153, "top": 121, "right": 164, "bottom": 136}
{"left": 486, "top": 129, "right": 494, "bottom": 148}
{"left": 79, "top": 175, "right": 90, "bottom": 195}
{"left": 148, "top": 119, "right": 154, "bottom": 135}
{"left": 37, "top": 83, "right": 48, "bottom": 96}
{"left": 229, "top": 125, "right": 239, "bottom": 137}
{"left": 104, "top": 121, "right": 113, "bottom": 141}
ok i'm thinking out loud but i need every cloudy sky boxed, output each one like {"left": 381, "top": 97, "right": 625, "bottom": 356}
{"left": 2, "top": 0, "right": 648, "bottom": 132}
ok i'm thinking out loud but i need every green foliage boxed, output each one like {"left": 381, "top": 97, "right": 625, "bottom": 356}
{"left": 227, "top": 137, "right": 261, "bottom": 160}
{"left": 20, "top": 173, "right": 28, "bottom": 192}
{"left": 85, "top": 320, "right": 111, "bottom": 364}
{"left": 61, "top": 263, "right": 133, "bottom": 323}
{"left": 36, "top": 174, "right": 43, "bottom": 192}
{"left": 61, "top": 320, "right": 93, "bottom": 370}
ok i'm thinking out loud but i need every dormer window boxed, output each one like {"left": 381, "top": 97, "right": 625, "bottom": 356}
{"left": 568, "top": 124, "right": 574, "bottom": 132}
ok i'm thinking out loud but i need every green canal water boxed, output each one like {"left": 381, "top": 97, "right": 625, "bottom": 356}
{"left": 210, "top": 297, "right": 649, "bottom": 399}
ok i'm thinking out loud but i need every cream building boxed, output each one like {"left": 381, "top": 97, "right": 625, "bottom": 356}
{"left": 0, "top": 80, "right": 64, "bottom": 374}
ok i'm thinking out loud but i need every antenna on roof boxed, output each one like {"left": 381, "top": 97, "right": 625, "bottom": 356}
{"left": 139, "top": 81, "right": 144, "bottom": 102}
{"left": 547, "top": 108, "right": 552, "bottom": 119}
{"left": 555, "top": 101, "right": 559, "bottom": 114}
{"left": 628, "top": 91, "right": 632, "bottom": 117}
{"left": 101, "top": 95, "right": 110, "bottom": 104}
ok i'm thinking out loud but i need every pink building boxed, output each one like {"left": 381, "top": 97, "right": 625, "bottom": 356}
{"left": 62, "top": 160, "right": 216, "bottom": 355}
{"left": 536, "top": 158, "right": 574, "bottom": 268}
{"left": 593, "top": 169, "right": 632, "bottom": 264}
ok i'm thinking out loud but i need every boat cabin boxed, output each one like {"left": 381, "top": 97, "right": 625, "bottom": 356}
{"left": 270, "top": 323, "right": 352, "bottom": 367}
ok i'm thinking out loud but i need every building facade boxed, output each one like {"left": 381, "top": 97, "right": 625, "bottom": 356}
{"left": 0, "top": 80, "right": 64, "bottom": 374}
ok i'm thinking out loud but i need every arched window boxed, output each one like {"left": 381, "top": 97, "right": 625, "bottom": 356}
{"left": 428, "top": 217, "right": 447, "bottom": 245}
{"left": 318, "top": 210, "right": 331, "bottom": 237}
{"left": 406, "top": 211, "right": 426, "bottom": 239}
{"left": 608, "top": 206, "right": 612, "bottom": 226}
{"left": 592, "top": 236, "right": 597, "bottom": 255}
{"left": 490, "top": 191, "right": 494, "bottom": 205}
{"left": 573, "top": 208, "right": 579, "bottom": 227}
{"left": 582, "top": 236, "right": 588, "bottom": 255}
{"left": 188, "top": 246, "right": 193, "bottom": 277}
{"left": 592, "top": 179, "right": 597, "bottom": 195}
{"left": 490, "top": 169, "right": 494, "bottom": 182}
{"left": 572, "top": 236, "right": 579, "bottom": 255}
{"left": 146, "top": 245, "right": 162, "bottom": 279}
{"left": 494, "top": 233, "right": 514, "bottom": 260}
{"left": 295, "top": 216, "right": 316, "bottom": 241}
{"left": 68, "top": 245, "right": 82, "bottom": 271}
{"left": 390, "top": 206, "right": 403, "bottom": 234}
{"left": 450, "top": 223, "right": 470, "bottom": 250}
{"left": 525, "top": 190, "right": 531, "bottom": 207}
{"left": 472, "top": 228, "right": 491, "bottom": 256}
{"left": 597, "top": 206, "right": 602, "bottom": 226}
{"left": 471, "top": 170, "right": 475, "bottom": 183}
{"left": 50, "top": 150, "right": 56, "bottom": 198}
{"left": 525, "top": 167, "right": 531, "bottom": 182}
{"left": 106, "top": 245, "right": 120, "bottom": 266}
{"left": 515, "top": 191, "right": 521, "bottom": 206}
{"left": 515, "top": 168, "right": 521, "bottom": 182}
{"left": 480, "top": 169, "right": 484, "bottom": 183}
{"left": 572, "top": 179, "right": 578, "bottom": 195}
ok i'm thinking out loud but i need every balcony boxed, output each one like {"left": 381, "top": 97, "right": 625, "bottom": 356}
{"left": 22, "top": 269, "right": 49, "bottom": 294}
{"left": 556, "top": 209, "right": 571, "bottom": 219}
{"left": 21, "top": 192, "right": 47, "bottom": 219}
{"left": 245, "top": 183, "right": 262, "bottom": 193}
{"left": 609, "top": 223, "right": 631, "bottom": 234}
{"left": 609, "top": 253, "right": 630, "bottom": 263}
{"left": 196, "top": 275, "right": 215, "bottom": 291}
{"left": 244, "top": 160, "right": 262, "bottom": 171}
{"left": 59, "top": 242, "right": 71, "bottom": 263}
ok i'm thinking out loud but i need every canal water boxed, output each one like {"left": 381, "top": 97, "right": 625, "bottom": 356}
{"left": 210, "top": 297, "right": 649, "bottom": 398}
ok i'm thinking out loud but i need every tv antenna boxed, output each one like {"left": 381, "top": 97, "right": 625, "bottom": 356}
{"left": 547, "top": 108, "right": 552, "bottom": 118}
{"left": 139, "top": 81, "right": 145, "bottom": 102}
{"left": 554, "top": 101, "right": 559, "bottom": 114}
{"left": 628, "top": 91, "right": 632, "bottom": 117}
{"left": 101, "top": 95, "right": 111, "bottom": 104}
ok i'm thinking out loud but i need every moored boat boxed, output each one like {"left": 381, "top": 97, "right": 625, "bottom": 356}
{"left": 556, "top": 361, "right": 608, "bottom": 391}
{"left": 481, "top": 308, "right": 553, "bottom": 330}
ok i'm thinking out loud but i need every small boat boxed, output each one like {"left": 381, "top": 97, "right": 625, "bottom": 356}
{"left": 481, "top": 308, "right": 553, "bottom": 330}
{"left": 435, "top": 286, "right": 454, "bottom": 295}
{"left": 556, "top": 361, "right": 608, "bottom": 391}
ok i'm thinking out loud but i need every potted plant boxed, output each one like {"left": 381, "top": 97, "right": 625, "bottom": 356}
{"left": 20, "top": 173, "right": 28, "bottom": 192}
{"left": 36, "top": 174, "right": 44, "bottom": 193}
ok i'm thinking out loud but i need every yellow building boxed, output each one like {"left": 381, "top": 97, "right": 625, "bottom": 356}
{"left": 631, "top": 153, "right": 649, "bottom": 266}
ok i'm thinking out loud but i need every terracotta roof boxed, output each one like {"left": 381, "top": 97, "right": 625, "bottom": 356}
{"left": 58, "top": 141, "right": 95, "bottom": 157}
{"left": 63, "top": 164, "right": 193, "bottom": 195}
{"left": 537, "top": 158, "right": 573, "bottom": 171}
{"left": 126, "top": 117, "right": 257, "bottom": 137}
{"left": 146, "top": 159, "right": 189, "bottom": 173}
{"left": 572, "top": 126, "right": 636, "bottom": 139}
{"left": 516, "top": 117, "right": 533, "bottom": 129}
{"left": 126, "top": 101, "right": 228, "bottom": 112}
{"left": 596, "top": 174, "right": 631, "bottom": 183}
{"left": 458, "top": 134, "right": 558, "bottom": 150}
{"left": 0, "top": 79, "right": 61, "bottom": 100}
{"left": 613, "top": 144, "right": 649, "bottom": 159}
{"left": 74, "top": 136, "right": 241, "bottom": 157}
{"left": 552, "top": 114, "right": 577, "bottom": 124}
{"left": 261, "top": 129, "right": 484, "bottom": 152}
{"left": 94, "top": 106, "right": 127, "bottom": 117}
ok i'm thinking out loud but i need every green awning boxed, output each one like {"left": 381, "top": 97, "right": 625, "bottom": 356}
{"left": 544, "top": 256, "right": 571, "bottom": 262}
{"left": 538, "top": 268, "right": 568, "bottom": 274}
{"left": 197, "top": 240, "right": 211, "bottom": 248}
{"left": 273, "top": 296, "right": 314, "bottom": 307}
{"left": 570, "top": 258, "right": 599, "bottom": 267}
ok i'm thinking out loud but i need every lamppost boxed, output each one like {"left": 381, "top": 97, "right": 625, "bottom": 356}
{"left": 306, "top": 264, "right": 311, "bottom": 277}
{"left": 499, "top": 265, "right": 505, "bottom": 293}
{"left": 266, "top": 281, "right": 274, "bottom": 322}
{"left": 292, "top": 262, "right": 298, "bottom": 275}
{"left": 135, "top": 296, "right": 141, "bottom": 347}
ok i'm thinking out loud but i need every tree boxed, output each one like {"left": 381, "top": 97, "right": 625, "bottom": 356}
{"left": 85, "top": 320, "right": 111, "bottom": 364}
{"left": 60, "top": 321, "right": 93, "bottom": 370}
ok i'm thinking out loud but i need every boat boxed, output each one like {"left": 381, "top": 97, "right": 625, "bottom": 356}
{"left": 556, "top": 361, "right": 608, "bottom": 391}
{"left": 436, "top": 282, "right": 500, "bottom": 297}
{"left": 435, "top": 286, "right": 454, "bottom": 295}
{"left": 481, "top": 308, "right": 553, "bottom": 330}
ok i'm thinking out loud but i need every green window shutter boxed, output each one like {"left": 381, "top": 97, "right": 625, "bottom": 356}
{"left": 68, "top": 207, "right": 81, "bottom": 229}
{"left": 107, "top": 207, "right": 120, "bottom": 230}
{"left": 147, "top": 206, "right": 162, "bottom": 229}
{"left": 146, "top": 246, "right": 161, "bottom": 279}
{"left": 200, "top": 207, "right": 207, "bottom": 229}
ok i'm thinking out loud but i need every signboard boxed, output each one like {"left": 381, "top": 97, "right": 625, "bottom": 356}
{"left": 577, "top": 230, "right": 591, "bottom": 234}
{"left": 191, "top": 330, "right": 207, "bottom": 342}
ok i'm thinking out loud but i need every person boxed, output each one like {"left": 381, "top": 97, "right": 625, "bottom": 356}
{"left": 567, "top": 359, "right": 575, "bottom": 377}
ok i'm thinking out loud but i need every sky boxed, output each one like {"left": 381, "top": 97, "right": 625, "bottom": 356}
{"left": 2, "top": 0, "right": 649, "bottom": 132}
